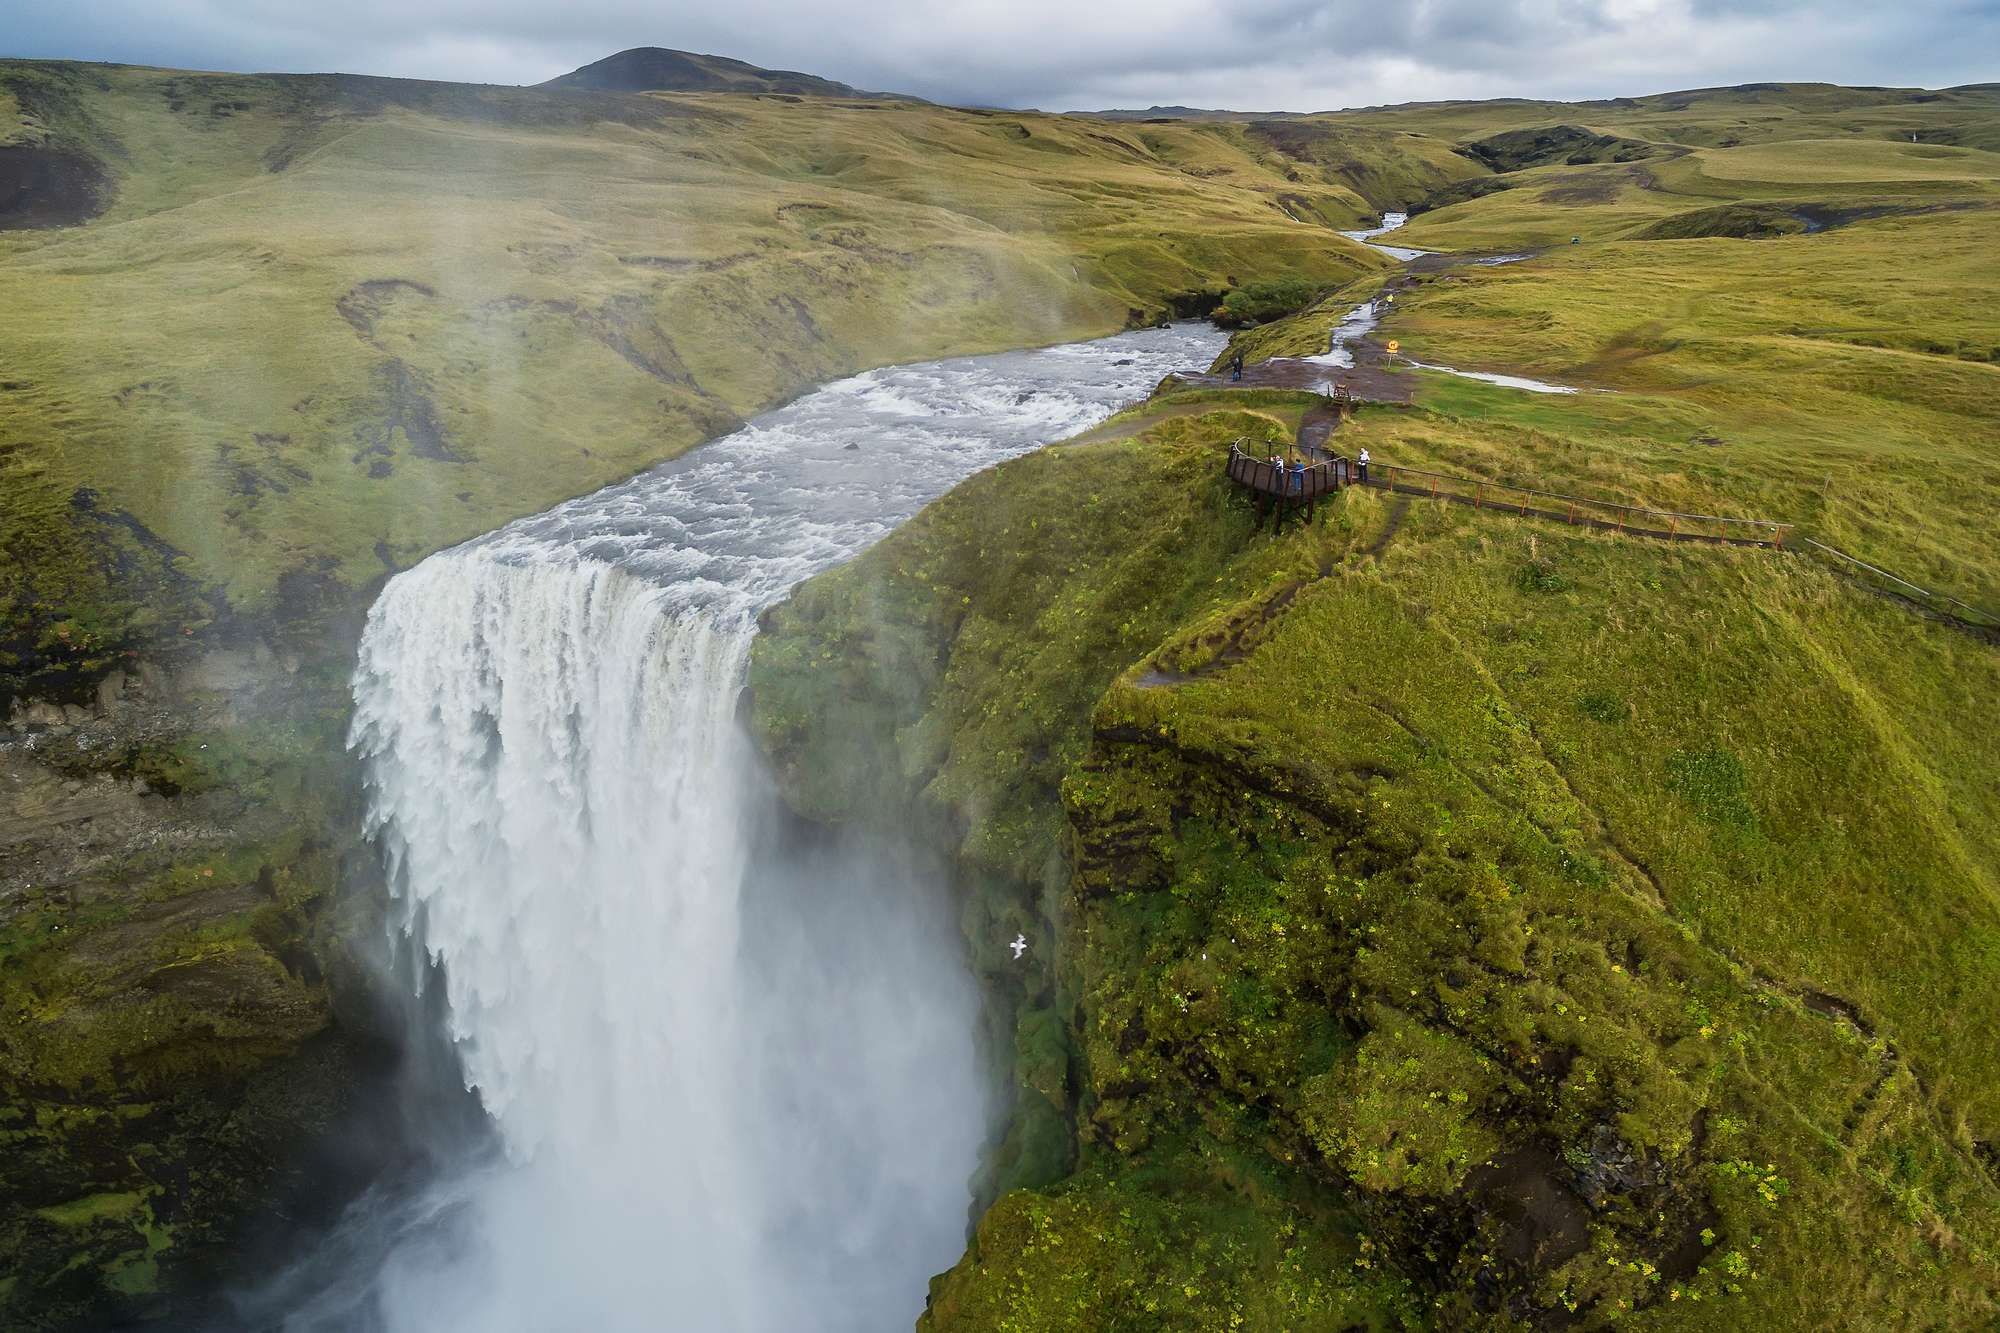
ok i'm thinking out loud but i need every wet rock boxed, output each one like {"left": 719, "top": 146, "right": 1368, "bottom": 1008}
{"left": 1565, "top": 1122, "right": 1651, "bottom": 1206}
{"left": 96, "top": 669, "right": 128, "bottom": 713}
{"left": 13, "top": 700, "right": 67, "bottom": 728}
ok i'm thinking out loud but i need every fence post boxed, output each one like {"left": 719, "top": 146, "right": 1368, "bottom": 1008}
{"left": 1475, "top": 482, "right": 1482, "bottom": 509}
{"left": 1431, "top": 476, "right": 1438, "bottom": 500}
{"left": 1669, "top": 516, "right": 1678, "bottom": 540}
{"left": 1567, "top": 502, "right": 1576, "bottom": 525}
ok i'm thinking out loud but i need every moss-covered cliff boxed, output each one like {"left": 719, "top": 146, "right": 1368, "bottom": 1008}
{"left": 748, "top": 399, "right": 2000, "bottom": 1329}
{"left": 0, "top": 643, "right": 385, "bottom": 1328}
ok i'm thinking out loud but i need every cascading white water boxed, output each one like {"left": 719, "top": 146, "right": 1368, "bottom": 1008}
{"left": 1311, "top": 214, "right": 1573, "bottom": 395}
{"left": 1340, "top": 209, "right": 1430, "bottom": 261}
{"left": 309, "top": 322, "right": 1227, "bottom": 1332}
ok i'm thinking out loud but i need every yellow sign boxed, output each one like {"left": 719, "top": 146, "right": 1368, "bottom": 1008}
{"left": 1386, "top": 340, "right": 1401, "bottom": 355}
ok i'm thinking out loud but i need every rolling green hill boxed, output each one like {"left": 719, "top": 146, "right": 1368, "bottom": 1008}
{"left": 0, "top": 55, "right": 1427, "bottom": 705}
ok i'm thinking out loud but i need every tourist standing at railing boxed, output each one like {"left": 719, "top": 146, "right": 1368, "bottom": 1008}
{"left": 1291, "top": 459, "right": 1305, "bottom": 494}
{"left": 1358, "top": 448, "right": 1370, "bottom": 485}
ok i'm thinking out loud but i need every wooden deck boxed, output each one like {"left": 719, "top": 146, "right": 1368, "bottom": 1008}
{"left": 1225, "top": 443, "right": 1340, "bottom": 530}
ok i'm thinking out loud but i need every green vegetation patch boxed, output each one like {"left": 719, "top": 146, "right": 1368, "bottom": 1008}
{"left": 755, "top": 392, "right": 2000, "bottom": 1327}
{"left": 1458, "top": 124, "right": 1658, "bottom": 173}
{"left": 1214, "top": 276, "right": 1322, "bottom": 328}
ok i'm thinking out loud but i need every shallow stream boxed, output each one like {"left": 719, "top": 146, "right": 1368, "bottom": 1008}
{"left": 1320, "top": 214, "right": 1579, "bottom": 395}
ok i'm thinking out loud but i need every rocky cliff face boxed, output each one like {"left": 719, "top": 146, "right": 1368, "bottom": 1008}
{"left": 0, "top": 642, "right": 384, "bottom": 1328}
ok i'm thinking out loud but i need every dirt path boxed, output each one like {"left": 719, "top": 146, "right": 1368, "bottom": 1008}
{"left": 1170, "top": 354, "right": 1415, "bottom": 403}
{"left": 1363, "top": 496, "right": 1411, "bottom": 558}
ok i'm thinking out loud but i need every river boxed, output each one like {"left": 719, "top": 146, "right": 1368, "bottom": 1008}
{"left": 1327, "top": 214, "right": 1579, "bottom": 394}
{"left": 255, "top": 323, "right": 1225, "bottom": 1332}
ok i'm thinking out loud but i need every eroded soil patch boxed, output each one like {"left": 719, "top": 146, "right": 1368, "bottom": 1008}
{"left": 0, "top": 145, "right": 109, "bottom": 229}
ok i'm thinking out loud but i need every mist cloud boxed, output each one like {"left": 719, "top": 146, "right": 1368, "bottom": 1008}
{"left": 6, "top": 0, "right": 1996, "bottom": 111}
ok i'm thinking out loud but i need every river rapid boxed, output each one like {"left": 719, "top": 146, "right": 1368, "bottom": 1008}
{"left": 253, "top": 324, "right": 1224, "bottom": 1333}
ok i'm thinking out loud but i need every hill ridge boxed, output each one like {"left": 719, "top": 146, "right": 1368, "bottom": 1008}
{"left": 541, "top": 45, "right": 918, "bottom": 101}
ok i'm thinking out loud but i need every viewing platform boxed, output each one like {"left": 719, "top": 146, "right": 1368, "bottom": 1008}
{"left": 1225, "top": 438, "right": 1794, "bottom": 548}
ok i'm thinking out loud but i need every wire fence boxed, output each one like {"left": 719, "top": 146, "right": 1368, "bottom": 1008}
{"left": 1223, "top": 442, "right": 2000, "bottom": 631}
{"left": 1356, "top": 461, "right": 1792, "bottom": 548}
{"left": 1794, "top": 538, "right": 2000, "bottom": 631}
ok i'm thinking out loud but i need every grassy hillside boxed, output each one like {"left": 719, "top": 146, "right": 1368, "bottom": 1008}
{"left": 6, "top": 61, "right": 1999, "bottom": 1327}
{"left": 0, "top": 56, "right": 1408, "bottom": 704}
{"left": 17, "top": 68, "right": 1980, "bottom": 689}
{"left": 752, "top": 402, "right": 2000, "bottom": 1331}
{"left": 751, "top": 82, "right": 2000, "bottom": 1332}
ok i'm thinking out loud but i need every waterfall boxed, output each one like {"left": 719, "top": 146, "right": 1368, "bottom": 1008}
{"left": 351, "top": 556, "right": 758, "bottom": 1167}
{"left": 346, "top": 549, "right": 986, "bottom": 1331}
{"left": 288, "top": 321, "right": 1227, "bottom": 1332}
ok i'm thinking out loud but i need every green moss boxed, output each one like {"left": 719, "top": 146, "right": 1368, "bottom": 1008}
{"left": 34, "top": 1192, "right": 147, "bottom": 1228}
{"left": 1301, "top": 1017, "right": 1506, "bottom": 1197}
{"left": 0, "top": 688, "right": 361, "bottom": 1327}
{"left": 754, "top": 392, "right": 2000, "bottom": 1325}
{"left": 1665, "top": 746, "right": 1760, "bottom": 837}
{"left": 1216, "top": 277, "right": 1322, "bottom": 328}
{"left": 922, "top": 1143, "right": 1419, "bottom": 1333}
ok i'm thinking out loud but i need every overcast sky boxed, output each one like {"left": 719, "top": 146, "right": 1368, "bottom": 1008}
{"left": 5, "top": 0, "right": 1996, "bottom": 111}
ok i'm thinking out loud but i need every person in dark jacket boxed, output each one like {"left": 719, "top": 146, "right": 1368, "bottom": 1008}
{"left": 1230, "top": 351, "right": 1245, "bottom": 381}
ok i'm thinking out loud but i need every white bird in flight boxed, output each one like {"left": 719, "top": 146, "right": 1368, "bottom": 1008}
{"left": 1009, "top": 933, "right": 1028, "bottom": 960}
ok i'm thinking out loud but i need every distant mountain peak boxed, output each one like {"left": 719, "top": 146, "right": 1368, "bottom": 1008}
{"left": 541, "top": 47, "right": 916, "bottom": 102}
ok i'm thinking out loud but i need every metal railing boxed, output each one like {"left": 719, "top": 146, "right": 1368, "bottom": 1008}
{"left": 1226, "top": 442, "right": 1339, "bottom": 501}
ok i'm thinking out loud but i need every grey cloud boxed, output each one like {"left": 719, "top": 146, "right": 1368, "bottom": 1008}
{"left": 5, "top": 0, "right": 1996, "bottom": 110}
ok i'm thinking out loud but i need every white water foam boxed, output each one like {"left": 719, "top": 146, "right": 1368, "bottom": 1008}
{"left": 1340, "top": 210, "right": 1430, "bottom": 262}
{"left": 298, "top": 323, "right": 1225, "bottom": 1332}
{"left": 1403, "top": 360, "right": 1582, "bottom": 394}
